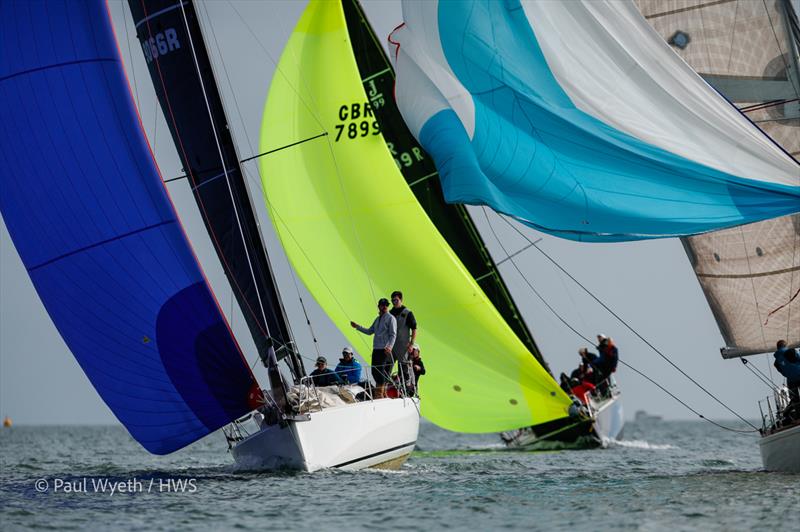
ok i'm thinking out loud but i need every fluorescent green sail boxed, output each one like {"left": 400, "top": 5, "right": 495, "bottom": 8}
{"left": 259, "top": 0, "right": 571, "bottom": 432}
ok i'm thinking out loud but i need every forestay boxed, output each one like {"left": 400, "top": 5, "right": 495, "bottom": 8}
{"left": 258, "top": 0, "right": 571, "bottom": 432}
{"left": 391, "top": 0, "right": 800, "bottom": 242}
{"left": 638, "top": 0, "right": 800, "bottom": 356}
{"left": 0, "top": 0, "right": 260, "bottom": 454}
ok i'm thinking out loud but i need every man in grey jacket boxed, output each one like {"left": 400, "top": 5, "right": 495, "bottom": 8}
{"left": 351, "top": 298, "right": 397, "bottom": 398}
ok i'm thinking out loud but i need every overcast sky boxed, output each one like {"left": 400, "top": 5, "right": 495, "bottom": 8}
{"left": 0, "top": 0, "right": 784, "bottom": 429}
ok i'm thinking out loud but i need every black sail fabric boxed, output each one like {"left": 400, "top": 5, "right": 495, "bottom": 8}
{"left": 128, "top": 0, "right": 294, "bottom": 361}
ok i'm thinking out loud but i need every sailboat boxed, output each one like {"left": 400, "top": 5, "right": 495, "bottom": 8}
{"left": 390, "top": 0, "right": 800, "bottom": 468}
{"left": 339, "top": 0, "right": 623, "bottom": 447}
{"left": 636, "top": 0, "right": 800, "bottom": 473}
{"left": 0, "top": 0, "right": 418, "bottom": 472}
{"left": 257, "top": 0, "right": 584, "bottom": 449}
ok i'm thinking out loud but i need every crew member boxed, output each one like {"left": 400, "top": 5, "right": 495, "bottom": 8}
{"left": 351, "top": 298, "right": 397, "bottom": 398}
{"left": 390, "top": 291, "right": 417, "bottom": 391}
{"left": 774, "top": 339, "right": 800, "bottom": 407}
{"left": 309, "top": 356, "right": 343, "bottom": 387}
{"left": 335, "top": 346, "right": 363, "bottom": 385}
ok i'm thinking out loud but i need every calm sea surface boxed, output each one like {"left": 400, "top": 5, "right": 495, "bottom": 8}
{"left": 1, "top": 420, "right": 797, "bottom": 530}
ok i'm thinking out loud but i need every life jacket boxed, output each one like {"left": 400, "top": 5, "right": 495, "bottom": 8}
{"left": 601, "top": 342, "right": 619, "bottom": 372}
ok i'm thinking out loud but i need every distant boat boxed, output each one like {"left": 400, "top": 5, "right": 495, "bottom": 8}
{"left": 634, "top": 410, "right": 662, "bottom": 423}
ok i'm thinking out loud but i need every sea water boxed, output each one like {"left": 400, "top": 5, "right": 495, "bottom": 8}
{"left": 1, "top": 420, "right": 797, "bottom": 530}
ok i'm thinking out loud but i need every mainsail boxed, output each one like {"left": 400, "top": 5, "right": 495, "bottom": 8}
{"left": 637, "top": 0, "right": 800, "bottom": 356}
{"left": 391, "top": 0, "right": 800, "bottom": 242}
{"left": 339, "top": 0, "right": 550, "bottom": 373}
{"left": 0, "top": 0, "right": 260, "bottom": 453}
{"left": 128, "top": 0, "right": 299, "bottom": 375}
{"left": 258, "top": 0, "right": 571, "bottom": 432}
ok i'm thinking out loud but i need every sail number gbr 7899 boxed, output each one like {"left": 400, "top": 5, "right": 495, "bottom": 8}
{"left": 335, "top": 102, "right": 380, "bottom": 141}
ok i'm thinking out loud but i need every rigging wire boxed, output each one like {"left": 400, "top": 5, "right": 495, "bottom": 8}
{"left": 176, "top": 1, "right": 276, "bottom": 346}
{"left": 740, "top": 358, "right": 779, "bottom": 391}
{"left": 239, "top": 164, "right": 323, "bottom": 358}
{"left": 225, "top": 0, "right": 378, "bottom": 304}
{"left": 194, "top": 1, "right": 301, "bottom": 351}
{"left": 225, "top": 0, "right": 327, "bottom": 132}
{"left": 481, "top": 208, "right": 760, "bottom": 432}
{"left": 239, "top": 160, "right": 374, "bottom": 356}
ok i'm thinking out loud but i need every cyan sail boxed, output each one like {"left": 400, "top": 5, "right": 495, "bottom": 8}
{"left": 0, "top": 0, "right": 260, "bottom": 454}
{"left": 392, "top": 0, "right": 800, "bottom": 242}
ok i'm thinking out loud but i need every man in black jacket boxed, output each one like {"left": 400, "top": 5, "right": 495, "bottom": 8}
{"left": 309, "top": 356, "right": 344, "bottom": 387}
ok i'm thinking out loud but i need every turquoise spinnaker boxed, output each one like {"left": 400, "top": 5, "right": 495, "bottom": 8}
{"left": 392, "top": 0, "right": 800, "bottom": 242}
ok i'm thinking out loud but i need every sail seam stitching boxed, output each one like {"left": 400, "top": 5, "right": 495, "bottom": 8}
{"left": 696, "top": 264, "right": 800, "bottom": 279}
{"left": 0, "top": 58, "right": 116, "bottom": 84}
{"left": 27, "top": 220, "right": 175, "bottom": 272}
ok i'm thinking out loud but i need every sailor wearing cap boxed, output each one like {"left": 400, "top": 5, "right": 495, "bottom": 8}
{"left": 335, "top": 346, "right": 363, "bottom": 385}
{"left": 350, "top": 298, "right": 397, "bottom": 398}
{"left": 309, "top": 355, "right": 344, "bottom": 387}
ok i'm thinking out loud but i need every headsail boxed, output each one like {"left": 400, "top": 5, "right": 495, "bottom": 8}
{"left": 258, "top": 0, "right": 570, "bottom": 432}
{"left": 340, "top": 0, "right": 551, "bottom": 374}
{"left": 0, "top": 0, "right": 259, "bottom": 453}
{"left": 391, "top": 0, "right": 800, "bottom": 242}
{"left": 128, "top": 0, "right": 299, "bottom": 374}
{"left": 638, "top": 0, "right": 800, "bottom": 357}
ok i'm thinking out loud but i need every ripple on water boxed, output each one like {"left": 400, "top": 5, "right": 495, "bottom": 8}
{"left": 0, "top": 422, "right": 793, "bottom": 530}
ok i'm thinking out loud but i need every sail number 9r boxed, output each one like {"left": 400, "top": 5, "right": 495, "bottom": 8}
{"left": 335, "top": 103, "right": 380, "bottom": 141}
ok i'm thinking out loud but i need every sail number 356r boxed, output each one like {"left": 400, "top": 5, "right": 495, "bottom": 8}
{"left": 335, "top": 103, "right": 380, "bottom": 141}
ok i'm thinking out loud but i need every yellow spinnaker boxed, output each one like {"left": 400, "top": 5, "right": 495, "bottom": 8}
{"left": 259, "top": 0, "right": 571, "bottom": 432}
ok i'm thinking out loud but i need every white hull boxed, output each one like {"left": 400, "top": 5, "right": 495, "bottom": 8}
{"left": 590, "top": 392, "right": 624, "bottom": 443}
{"left": 759, "top": 423, "right": 800, "bottom": 473}
{"left": 231, "top": 397, "right": 420, "bottom": 472}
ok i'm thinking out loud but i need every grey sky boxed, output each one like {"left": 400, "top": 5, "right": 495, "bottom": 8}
{"left": 0, "top": 1, "right": 781, "bottom": 428}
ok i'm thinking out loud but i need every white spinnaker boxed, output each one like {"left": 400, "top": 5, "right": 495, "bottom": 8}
{"left": 520, "top": 0, "right": 799, "bottom": 187}
{"left": 392, "top": 0, "right": 475, "bottom": 140}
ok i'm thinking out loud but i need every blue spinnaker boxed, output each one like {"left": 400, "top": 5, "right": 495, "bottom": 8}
{"left": 0, "top": 0, "right": 259, "bottom": 454}
{"left": 392, "top": 1, "right": 800, "bottom": 242}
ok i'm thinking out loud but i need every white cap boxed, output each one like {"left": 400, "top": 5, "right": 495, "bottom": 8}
{"left": 411, "top": 343, "right": 420, "bottom": 352}
{"left": 342, "top": 346, "right": 354, "bottom": 354}
{"left": 597, "top": 334, "right": 607, "bottom": 340}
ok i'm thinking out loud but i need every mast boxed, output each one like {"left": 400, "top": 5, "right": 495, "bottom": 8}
{"left": 127, "top": 0, "right": 304, "bottom": 382}
{"left": 340, "top": 0, "right": 552, "bottom": 375}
